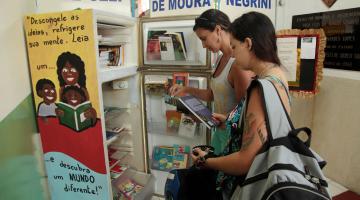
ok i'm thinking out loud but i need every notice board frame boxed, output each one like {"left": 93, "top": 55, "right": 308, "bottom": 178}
{"left": 276, "top": 29, "right": 326, "bottom": 97}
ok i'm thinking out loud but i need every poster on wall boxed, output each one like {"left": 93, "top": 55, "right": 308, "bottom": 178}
{"left": 24, "top": 9, "right": 109, "bottom": 200}
{"left": 219, "top": 0, "right": 276, "bottom": 23}
{"left": 292, "top": 7, "right": 360, "bottom": 71}
{"left": 150, "top": 0, "right": 216, "bottom": 17}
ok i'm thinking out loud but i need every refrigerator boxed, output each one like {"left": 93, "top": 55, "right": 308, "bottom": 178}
{"left": 138, "top": 15, "right": 213, "bottom": 195}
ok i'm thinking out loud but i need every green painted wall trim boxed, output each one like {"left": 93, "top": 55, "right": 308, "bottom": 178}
{"left": 0, "top": 94, "right": 44, "bottom": 200}
{"left": 0, "top": 94, "right": 37, "bottom": 160}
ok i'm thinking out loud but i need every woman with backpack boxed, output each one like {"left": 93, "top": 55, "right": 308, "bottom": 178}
{"left": 191, "top": 11, "right": 291, "bottom": 199}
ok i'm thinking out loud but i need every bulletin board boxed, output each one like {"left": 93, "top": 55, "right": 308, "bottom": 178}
{"left": 276, "top": 29, "right": 326, "bottom": 98}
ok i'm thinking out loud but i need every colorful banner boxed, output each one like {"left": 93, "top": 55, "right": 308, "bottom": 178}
{"left": 24, "top": 9, "right": 109, "bottom": 200}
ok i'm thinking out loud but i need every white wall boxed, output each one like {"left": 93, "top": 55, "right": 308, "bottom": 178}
{"left": 276, "top": 0, "right": 360, "bottom": 194}
{"left": 0, "top": 0, "right": 36, "bottom": 121}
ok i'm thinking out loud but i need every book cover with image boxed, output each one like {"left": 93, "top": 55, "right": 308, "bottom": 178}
{"left": 115, "top": 178, "right": 144, "bottom": 199}
{"left": 165, "top": 31, "right": 187, "bottom": 60}
{"left": 56, "top": 101, "right": 94, "bottom": 132}
{"left": 172, "top": 72, "right": 189, "bottom": 97}
{"left": 151, "top": 146, "right": 174, "bottom": 171}
{"left": 165, "top": 110, "right": 182, "bottom": 132}
{"left": 146, "top": 30, "right": 166, "bottom": 61}
{"left": 178, "top": 114, "right": 197, "bottom": 138}
{"left": 159, "top": 36, "right": 175, "bottom": 60}
{"left": 151, "top": 145, "right": 190, "bottom": 171}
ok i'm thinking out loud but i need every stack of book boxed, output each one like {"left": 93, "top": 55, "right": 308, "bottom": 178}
{"left": 108, "top": 147, "right": 129, "bottom": 179}
{"left": 146, "top": 30, "right": 187, "bottom": 61}
{"left": 98, "top": 45, "right": 125, "bottom": 67}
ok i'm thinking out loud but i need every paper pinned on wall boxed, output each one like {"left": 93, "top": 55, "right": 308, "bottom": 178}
{"left": 277, "top": 37, "right": 298, "bottom": 82}
{"left": 300, "top": 37, "right": 317, "bottom": 59}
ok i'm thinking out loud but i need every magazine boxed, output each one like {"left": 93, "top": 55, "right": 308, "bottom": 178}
{"left": 178, "top": 95, "right": 220, "bottom": 129}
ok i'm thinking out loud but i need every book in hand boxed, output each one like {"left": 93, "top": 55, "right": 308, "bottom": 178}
{"left": 177, "top": 95, "right": 220, "bottom": 129}
{"left": 56, "top": 101, "right": 94, "bottom": 132}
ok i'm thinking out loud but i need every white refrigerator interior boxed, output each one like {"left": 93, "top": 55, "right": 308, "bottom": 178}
{"left": 144, "top": 74, "right": 208, "bottom": 195}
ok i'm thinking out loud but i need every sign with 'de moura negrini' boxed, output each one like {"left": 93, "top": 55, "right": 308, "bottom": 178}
{"left": 292, "top": 7, "right": 360, "bottom": 71}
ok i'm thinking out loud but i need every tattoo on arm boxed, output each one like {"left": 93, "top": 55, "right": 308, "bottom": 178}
{"left": 257, "top": 122, "right": 267, "bottom": 145}
{"left": 242, "top": 113, "right": 256, "bottom": 150}
{"left": 242, "top": 114, "right": 268, "bottom": 150}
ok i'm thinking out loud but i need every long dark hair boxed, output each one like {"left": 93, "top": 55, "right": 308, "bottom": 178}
{"left": 193, "top": 9, "right": 231, "bottom": 32}
{"left": 229, "top": 12, "right": 281, "bottom": 65}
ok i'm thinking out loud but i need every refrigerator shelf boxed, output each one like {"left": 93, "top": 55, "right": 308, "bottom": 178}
{"left": 99, "top": 65, "right": 137, "bottom": 83}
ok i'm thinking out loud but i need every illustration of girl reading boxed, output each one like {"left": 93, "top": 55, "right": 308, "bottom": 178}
{"left": 56, "top": 85, "right": 97, "bottom": 132}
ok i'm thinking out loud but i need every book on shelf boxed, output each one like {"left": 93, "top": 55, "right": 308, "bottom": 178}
{"left": 178, "top": 113, "right": 197, "bottom": 138}
{"left": 106, "top": 131, "right": 118, "bottom": 140}
{"left": 146, "top": 30, "right": 166, "bottom": 61}
{"left": 165, "top": 110, "right": 182, "bottom": 132}
{"left": 172, "top": 72, "right": 189, "bottom": 87}
{"left": 146, "top": 38, "right": 161, "bottom": 61}
{"left": 172, "top": 72, "right": 189, "bottom": 96}
{"left": 110, "top": 164, "right": 128, "bottom": 179}
{"left": 108, "top": 147, "right": 118, "bottom": 157}
{"left": 114, "top": 178, "right": 144, "bottom": 199}
{"left": 106, "top": 126, "right": 126, "bottom": 140}
{"left": 109, "top": 157, "right": 121, "bottom": 168}
{"left": 151, "top": 145, "right": 190, "bottom": 172}
{"left": 98, "top": 35, "right": 131, "bottom": 44}
{"left": 178, "top": 95, "right": 220, "bottom": 129}
{"left": 56, "top": 101, "right": 94, "bottom": 132}
{"left": 165, "top": 31, "right": 187, "bottom": 60}
{"left": 146, "top": 30, "right": 187, "bottom": 61}
{"left": 159, "top": 36, "right": 175, "bottom": 60}
{"left": 173, "top": 153, "right": 188, "bottom": 169}
{"left": 98, "top": 45, "right": 124, "bottom": 66}
{"left": 151, "top": 146, "right": 174, "bottom": 171}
